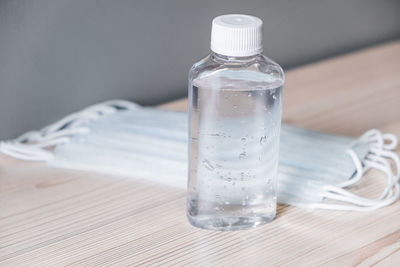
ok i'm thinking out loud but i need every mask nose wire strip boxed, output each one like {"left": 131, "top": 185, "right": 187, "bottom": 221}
{"left": 0, "top": 100, "right": 138, "bottom": 161}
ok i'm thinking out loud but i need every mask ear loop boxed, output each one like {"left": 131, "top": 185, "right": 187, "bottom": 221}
{"left": 306, "top": 183, "right": 400, "bottom": 211}
{"left": 0, "top": 100, "right": 139, "bottom": 162}
{"left": 382, "top": 133, "right": 398, "bottom": 150}
{"left": 0, "top": 141, "right": 60, "bottom": 161}
{"left": 311, "top": 155, "right": 398, "bottom": 210}
{"left": 335, "top": 129, "right": 383, "bottom": 188}
{"left": 305, "top": 129, "right": 400, "bottom": 211}
{"left": 370, "top": 148, "right": 400, "bottom": 180}
{"left": 322, "top": 157, "right": 393, "bottom": 207}
{"left": 336, "top": 129, "right": 398, "bottom": 189}
{"left": 335, "top": 149, "right": 364, "bottom": 188}
{"left": 365, "top": 153, "right": 399, "bottom": 199}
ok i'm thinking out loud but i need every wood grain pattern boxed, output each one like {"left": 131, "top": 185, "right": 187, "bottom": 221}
{"left": 1, "top": 41, "right": 400, "bottom": 266}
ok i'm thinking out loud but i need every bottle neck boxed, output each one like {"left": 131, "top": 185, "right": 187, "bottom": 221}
{"left": 211, "top": 52, "right": 260, "bottom": 63}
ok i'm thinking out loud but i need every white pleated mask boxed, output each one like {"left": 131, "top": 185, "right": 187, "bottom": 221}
{"left": 1, "top": 100, "right": 399, "bottom": 211}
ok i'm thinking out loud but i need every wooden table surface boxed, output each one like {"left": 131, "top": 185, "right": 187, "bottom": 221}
{"left": 1, "top": 41, "right": 400, "bottom": 266}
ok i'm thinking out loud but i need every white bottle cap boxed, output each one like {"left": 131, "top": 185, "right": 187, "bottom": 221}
{"left": 211, "top": 14, "right": 263, "bottom": 57}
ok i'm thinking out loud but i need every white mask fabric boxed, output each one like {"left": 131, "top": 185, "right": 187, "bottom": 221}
{"left": 1, "top": 100, "right": 399, "bottom": 211}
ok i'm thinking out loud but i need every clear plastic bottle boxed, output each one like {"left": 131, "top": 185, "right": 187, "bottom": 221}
{"left": 187, "top": 14, "right": 284, "bottom": 231}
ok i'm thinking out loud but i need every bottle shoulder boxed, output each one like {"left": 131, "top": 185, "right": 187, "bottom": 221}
{"left": 189, "top": 53, "right": 284, "bottom": 88}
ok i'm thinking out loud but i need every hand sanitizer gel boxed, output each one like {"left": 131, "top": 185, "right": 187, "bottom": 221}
{"left": 187, "top": 14, "right": 284, "bottom": 230}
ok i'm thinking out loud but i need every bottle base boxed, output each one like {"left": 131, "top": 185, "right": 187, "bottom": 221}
{"left": 187, "top": 213, "right": 275, "bottom": 231}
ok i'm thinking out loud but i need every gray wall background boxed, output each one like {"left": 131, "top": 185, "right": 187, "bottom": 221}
{"left": 0, "top": 0, "right": 399, "bottom": 139}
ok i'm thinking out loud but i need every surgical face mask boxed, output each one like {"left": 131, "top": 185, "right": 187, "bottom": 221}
{"left": 1, "top": 100, "right": 399, "bottom": 211}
